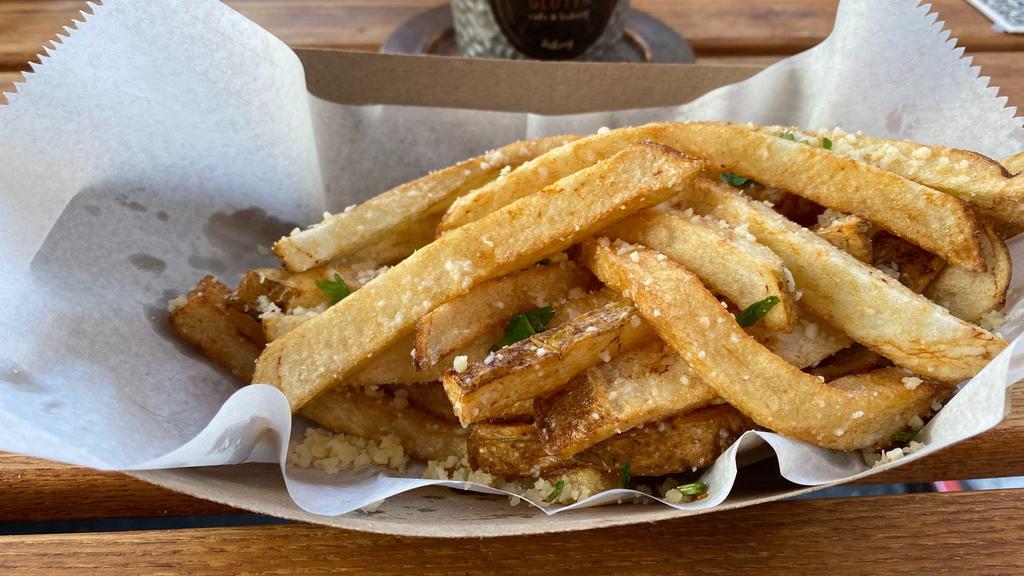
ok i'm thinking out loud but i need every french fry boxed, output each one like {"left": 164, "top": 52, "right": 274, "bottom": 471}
{"left": 748, "top": 308, "right": 854, "bottom": 369}
{"left": 414, "top": 260, "right": 598, "bottom": 368}
{"left": 580, "top": 239, "right": 953, "bottom": 450}
{"left": 871, "top": 232, "right": 947, "bottom": 293}
{"left": 332, "top": 211, "right": 443, "bottom": 267}
{"left": 469, "top": 405, "right": 752, "bottom": 477}
{"left": 794, "top": 127, "right": 1024, "bottom": 226}
{"left": 254, "top": 143, "right": 704, "bottom": 410}
{"left": 814, "top": 213, "right": 873, "bottom": 263}
{"left": 533, "top": 341, "right": 719, "bottom": 458}
{"left": 1004, "top": 151, "right": 1024, "bottom": 175}
{"left": 274, "top": 135, "right": 577, "bottom": 273}
{"left": 444, "top": 300, "right": 656, "bottom": 426}
{"left": 301, "top": 387, "right": 467, "bottom": 461}
{"left": 262, "top": 312, "right": 314, "bottom": 342}
{"left": 605, "top": 210, "right": 798, "bottom": 332}
{"left": 681, "top": 176, "right": 1005, "bottom": 384}
{"left": 440, "top": 122, "right": 984, "bottom": 272}
{"left": 395, "top": 383, "right": 459, "bottom": 424}
{"left": 232, "top": 264, "right": 366, "bottom": 316}
{"left": 169, "top": 276, "right": 264, "bottom": 382}
{"left": 924, "top": 225, "right": 1011, "bottom": 323}
{"left": 810, "top": 346, "right": 890, "bottom": 382}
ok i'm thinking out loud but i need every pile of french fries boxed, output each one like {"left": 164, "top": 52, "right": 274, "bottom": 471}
{"left": 169, "top": 122, "right": 1022, "bottom": 503}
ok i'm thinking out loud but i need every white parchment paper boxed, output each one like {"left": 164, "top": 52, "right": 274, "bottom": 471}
{"left": 1, "top": 0, "right": 1023, "bottom": 517}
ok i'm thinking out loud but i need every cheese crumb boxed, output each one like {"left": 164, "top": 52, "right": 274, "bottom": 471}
{"left": 979, "top": 309, "right": 1005, "bottom": 332}
{"left": 901, "top": 376, "right": 922, "bottom": 390}
{"left": 453, "top": 355, "right": 469, "bottom": 373}
{"left": 167, "top": 295, "right": 188, "bottom": 313}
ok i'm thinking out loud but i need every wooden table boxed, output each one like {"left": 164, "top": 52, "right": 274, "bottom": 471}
{"left": 2, "top": 1, "right": 1023, "bottom": 573}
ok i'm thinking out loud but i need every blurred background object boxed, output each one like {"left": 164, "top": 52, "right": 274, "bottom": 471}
{"left": 384, "top": 1, "right": 693, "bottom": 62}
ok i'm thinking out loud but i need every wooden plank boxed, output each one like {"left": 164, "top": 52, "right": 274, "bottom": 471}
{"left": 0, "top": 385, "right": 1020, "bottom": 521}
{"left": 0, "top": 489, "right": 1021, "bottom": 574}
{"left": 0, "top": 453, "right": 239, "bottom": 522}
{"left": 1, "top": 0, "right": 1023, "bottom": 74}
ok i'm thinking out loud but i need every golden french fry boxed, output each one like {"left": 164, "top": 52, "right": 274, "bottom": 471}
{"left": 254, "top": 143, "right": 704, "bottom": 410}
{"left": 533, "top": 341, "right": 718, "bottom": 458}
{"left": 605, "top": 210, "right": 797, "bottom": 332}
{"left": 580, "top": 239, "right": 953, "bottom": 450}
{"left": 469, "top": 405, "right": 751, "bottom": 477}
{"left": 871, "top": 232, "right": 947, "bottom": 293}
{"left": 169, "top": 276, "right": 264, "bottom": 382}
{"left": 441, "top": 122, "right": 984, "bottom": 272}
{"left": 274, "top": 135, "right": 577, "bottom": 273}
{"left": 810, "top": 346, "right": 890, "bottom": 382}
{"left": 394, "top": 383, "right": 459, "bottom": 424}
{"left": 414, "top": 260, "right": 598, "bottom": 369}
{"left": 814, "top": 212, "right": 874, "bottom": 263}
{"left": 1004, "top": 151, "right": 1024, "bottom": 175}
{"left": 747, "top": 307, "right": 854, "bottom": 369}
{"left": 444, "top": 300, "right": 655, "bottom": 426}
{"left": 232, "top": 264, "right": 368, "bottom": 316}
{"left": 924, "top": 225, "right": 1011, "bottom": 323}
{"left": 332, "top": 212, "right": 444, "bottom": 267}
{"left": 301, "top": 387, "right": 467, "bottom": 461}
{"left": 682, "top": 176, "right": 1005, "bottom": 384}
{"left": 794, "top": 127, "right": 1024, "bottom": 226}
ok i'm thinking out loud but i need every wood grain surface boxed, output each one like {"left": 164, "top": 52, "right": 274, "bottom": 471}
{"left": 0, "top": 385, "right": 1019, "bottom": 523}
{"left": 1, "top": 488, "right": 1022, "bottom": 575}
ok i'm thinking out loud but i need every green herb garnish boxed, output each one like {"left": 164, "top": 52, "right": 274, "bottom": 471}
{"left": 620, "top": 462, "right": 631, "bottom": 489}
{"left": 315, "top": 273, "right": 351, "bottom": 306}
{"left": 776, "top": 131, "right": 798, "bottom": 142}
{"left": 734, "top": 296, "right": 781, "bottom": 327}
{"left": 675, "top": 481, "right": 708, "bottom": 502}
{"left": 544, "top": 479, "right": 565, "bottom": 503}
{"left": 720, "top": 172, "right": 753, "bottom": 188}
{"left": 822, "top": 136, "right": 833, "bottom": 150}
{"left": 490, "top": 306, "right": 556, "bottom": 351}
{"left": 893, "top": 430, "right": 918, "bottom": 443}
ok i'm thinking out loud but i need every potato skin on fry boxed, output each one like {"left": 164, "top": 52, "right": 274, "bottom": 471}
{"left": 254, "top": 143, "right": 704, "bottom": 411}
{"left": 534, "top": 340, "right": 718, "bottom": 458}
{"left": 444, "top": 300, "right": 655, "bottom": 426}
{"left": 924, "top": 225, "right": 1011, "bottom": 323}
{"left": 684, "top": 177, "right": 1005, "bottom": 384}
{"left": 301, "top": 387, "right": 467, "bottom": 461}
{"left": 469, "top": 405, "right": 751, "bottom": 477}
{"left": 414, "top": 261, "right": 598, "bottom": 369}
{"left": 580, "top": 239, "right": 952, "bottom": 450}
{"left": 169, "top": 276, "right": 264, "bottom": 382}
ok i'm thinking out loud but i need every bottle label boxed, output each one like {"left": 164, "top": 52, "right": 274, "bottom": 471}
{"left": 488, "top": 0, "right": 619, "bottom": 59}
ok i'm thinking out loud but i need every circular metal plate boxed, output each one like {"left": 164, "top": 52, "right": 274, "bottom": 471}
{"left": 383, "top": 5, "right": 694, "bottom": 64}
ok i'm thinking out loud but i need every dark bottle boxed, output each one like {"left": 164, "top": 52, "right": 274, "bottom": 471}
{"left": 452, "top": 0, "right": 629, "bottom": 60}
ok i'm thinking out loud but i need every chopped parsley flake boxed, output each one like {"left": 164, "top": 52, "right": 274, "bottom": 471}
{"left": 544, "top": 479, "right": 565, "bottom": 503}
{"left": 735, "top": 296, "right": 780, "bottom": 327}
{"left": 620, "top": 461, "right": 631, "bottom": 489}
{"left": 822, "top": 136, "right": 833, "bottom": 150}
{"left": 315, "top": 273, "right": 351, "bottom": 306}
{"left": 776, "top": 131, "right": 798, "bottom": 142}
{"left": 720, "top": 172, "right": 753, "bottom": 188}
{"left": 893, "top": 430, "right": 918, "bottom": 443}
{"left": 675, "top": 481, "right": 708, "bottom": 502}
{"left": 491, "top": 306, "right": 556, "bottom": 351}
